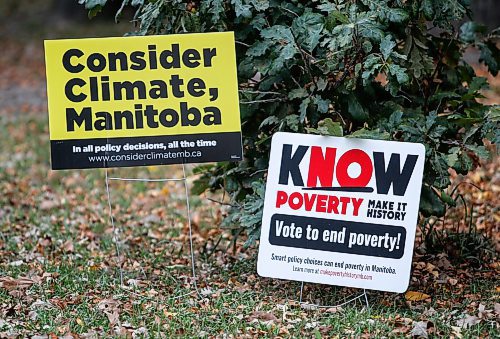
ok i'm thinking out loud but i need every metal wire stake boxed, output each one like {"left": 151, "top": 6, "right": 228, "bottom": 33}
{"left": 296, "top": 282, "right": 369, "bottom": 309}
{"left": 182, "top": 163, "right": 202, "bottom": 298}
{"left": 105, "top": 168, "right": 124, "bottom": 287}
{"left": 104, "top": 163, "right": 202, "bottom": 299}
{"left": 299, "top": 281, "right": 304, "bottom": 304}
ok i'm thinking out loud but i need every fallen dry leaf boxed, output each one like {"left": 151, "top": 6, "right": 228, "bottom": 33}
{"left": 405, "top": 291, "right": 431, "bottom": 301}
{"left": 97, "top": 298, "right": 121, "bottom": 326}
{"left": 456, "top": 314, "right": 481, "bottom": 328}
{"left": 106, "top": 310, "right": 120, "bottom": 327}
{"left": 304, "top": 321, "right": 318, "bottom": 329}
{"left": 411, "top": 320, "right": 429, "bottom": 338}
{"left": 423, "top": 307, "right": 437, "bottom": 317}
{"left": 247, "top": 311, "right": 279, "bottom": 323}
{"left": 0, "top": 277, "right": 36, "bottom": 291}
{"left": 477, "top": 303, "right": 493, "bottom": 319}
{"left": 451, "top": 326, "right": 463, "bottom": 338}
{"left": 325, "top": 306, "right": 343, "bottom": 313}
{"left": 126, "top": 279, "right": 149, "bottom": 288}
{"left": 39, "top": 199, "right": 60, "bottom": 210}
{"left": 97, "top": 298, "right": 120, "bottom": 311}
{"left": 62, "top": 239, "right": 74, "bottom": 253}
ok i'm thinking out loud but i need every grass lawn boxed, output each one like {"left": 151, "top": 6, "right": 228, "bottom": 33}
{"left": 0, "top": 111, "right": 498, "bottom": 338}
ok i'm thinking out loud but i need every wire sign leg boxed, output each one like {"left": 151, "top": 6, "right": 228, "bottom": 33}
{"left": 297, "top": 281, "right": 369, "bottom": 309}
{"left": 182, "top": 163, "right": 202, "bottom": 298}
{"left": 105, "top": 168, "right": 124, "bottom": 287}
{"left": 104, "top": 164, "right": 201, "bottom": 299}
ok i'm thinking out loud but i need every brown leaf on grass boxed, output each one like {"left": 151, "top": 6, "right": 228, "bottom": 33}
{"left": 97, "top": 298, "right": 120, "bottom": 311}
{"left": 494, "top": 303, "right": 500, "bottom": 316}
{"left": 126, "top": 279, "right": 149, "bottom": 288}
{"left": 405, "top": 291, "right": 431, "bottom": 301}
{"left": 423, "top": 307, "right": 437, "bottom": 317}
{"left": 436, "top": 254, "right": 452, "bottom": 270}
{"left": 49, "top": 297, "right": 68, "bottom": 310}
{"left": 62, "top": 240, "right": 74, "bottom": 253}
{"left": 477, "top": 303, "right": 494, "bottom": 319}
{"left": 411, "top": 321, "right": 429, "bottom": 338}
{"left": 97, "top": 298, "right": 121, "bottom": 326}
{"left": 0, "top": 277, "right": 36, "bottom": 291}
{"left": 325, "top": 306, "right": 343, "bottom": 313}
{"left": 39, "top": 199, "right": 60, "bottom": 210}
{"left": 106, "top": 310, "right": 120, "bottom": 327}
{"left": 456, "top": 314, "right": 480, "bottom": 328}
{"left": 247, "top": 311, "right": 279, "bottom": 324}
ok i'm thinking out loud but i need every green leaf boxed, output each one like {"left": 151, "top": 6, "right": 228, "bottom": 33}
{"left": 348, "top": 128, "right": 390, "bottom": 140}
{"left": 247, "top": 41, "right": 272, "bottom": 57}
{"left": 313, "top": 95, "right": 330, "bottom": 114}
{"left": 206, "top": 0, "right": 225, "bottom": 24}
{"left": 317, "top": 3, "right": 337, "bottom": 13}
{"left": 347, "top": 94, "right": 368, "bottom": 121}
{"left": 466, "top": 145, "right": 490, "bottom": 161}
{"left": 250, "top": 14, "right": 267, "bottom": 30}
{"left": 385, "top": 8, "right": 409, "bottom": 23}
{"left": 316, "top": 77, "right": 328, "bottom": 91}
{"left": 320, "top": 118, "right": 343, "bottom": 136}
{"left": 460, "top": 22, "right": 477, "bottom": 42}
{"left": 261, "top": 25, "right": 294, "bottom": 41}
{"left": 388, "top": 64, "right": 409, "bottom": 84}
{"left": 446, "top": 148, "right": 459, "bottom": 167}
{"left": 306, "top": 118, "right": 343, "bottom": 137}
{"left": 249, "top": 0, "right": 269, "bottom": 11}
{"left": 388, "top": 110, "right": 403, "bottom": 126}
{"left": 362, "top": 54, "right": 383, "bottom": 83}
{"left": 329, "top": 10, "right": 349, "bottom": 24}
{"left": 362, "top": 40, "right": 373, "bottom": 53}
{"left": 328, "top": 24, "right": 354, "bottom": 49}
{"left": 79, "top": 0, "right": 107, "bottom": 9}
{"left": 88, "top": 5, "right": 104, "bottom": 19}
{"left": 439, "top": 190, "right": 456, "bottom": 207}
{"left": 260, "top": 25, "right": 298, "bottom": 74}
{"left": 419, "top": 186, "right": 446, "bottom": 217}
{"left": 478, "top": 42, "right": 499, "bottom": 76}
{"left": 420, "top": 0, "right": 434, "bottom": 18}
{"left": 431, "top": 151, "right": 451, "bottom": 188}
{"left": 232, "top": 0, "right": 252, "bottom": 18}
{"left": 409, "top": 47, "right": 434, "bottom": 79}
{"left": 284, "top": 115, "right": 300, "bottom": 131}
{"left": 380, "top": 35, "right": 396, "bottom": 60}
{"left": 358, "top": 22, "right": 384, "bottom": 41}
{"left": 299, "top": 97, "right": 311, "bottom": 122}
{"left": 292, "top": 11, "right": 324, "bottom": 52}
{"left": 468, "top": 77, "right": 488, "bottom": 93}
{"left": 259, "top": 116, "right": 279, "bottom": 129}
{"left": 288, "top": 88, "right": 308, "bottom": 100}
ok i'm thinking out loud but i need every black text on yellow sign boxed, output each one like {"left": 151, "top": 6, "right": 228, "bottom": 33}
{"left": 44, "top": 32, "right": 242, "bottom": 169}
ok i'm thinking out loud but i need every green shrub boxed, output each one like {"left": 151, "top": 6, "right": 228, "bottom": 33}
{"left": 81, "top": 0, "right": 499, "bottom": 246}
